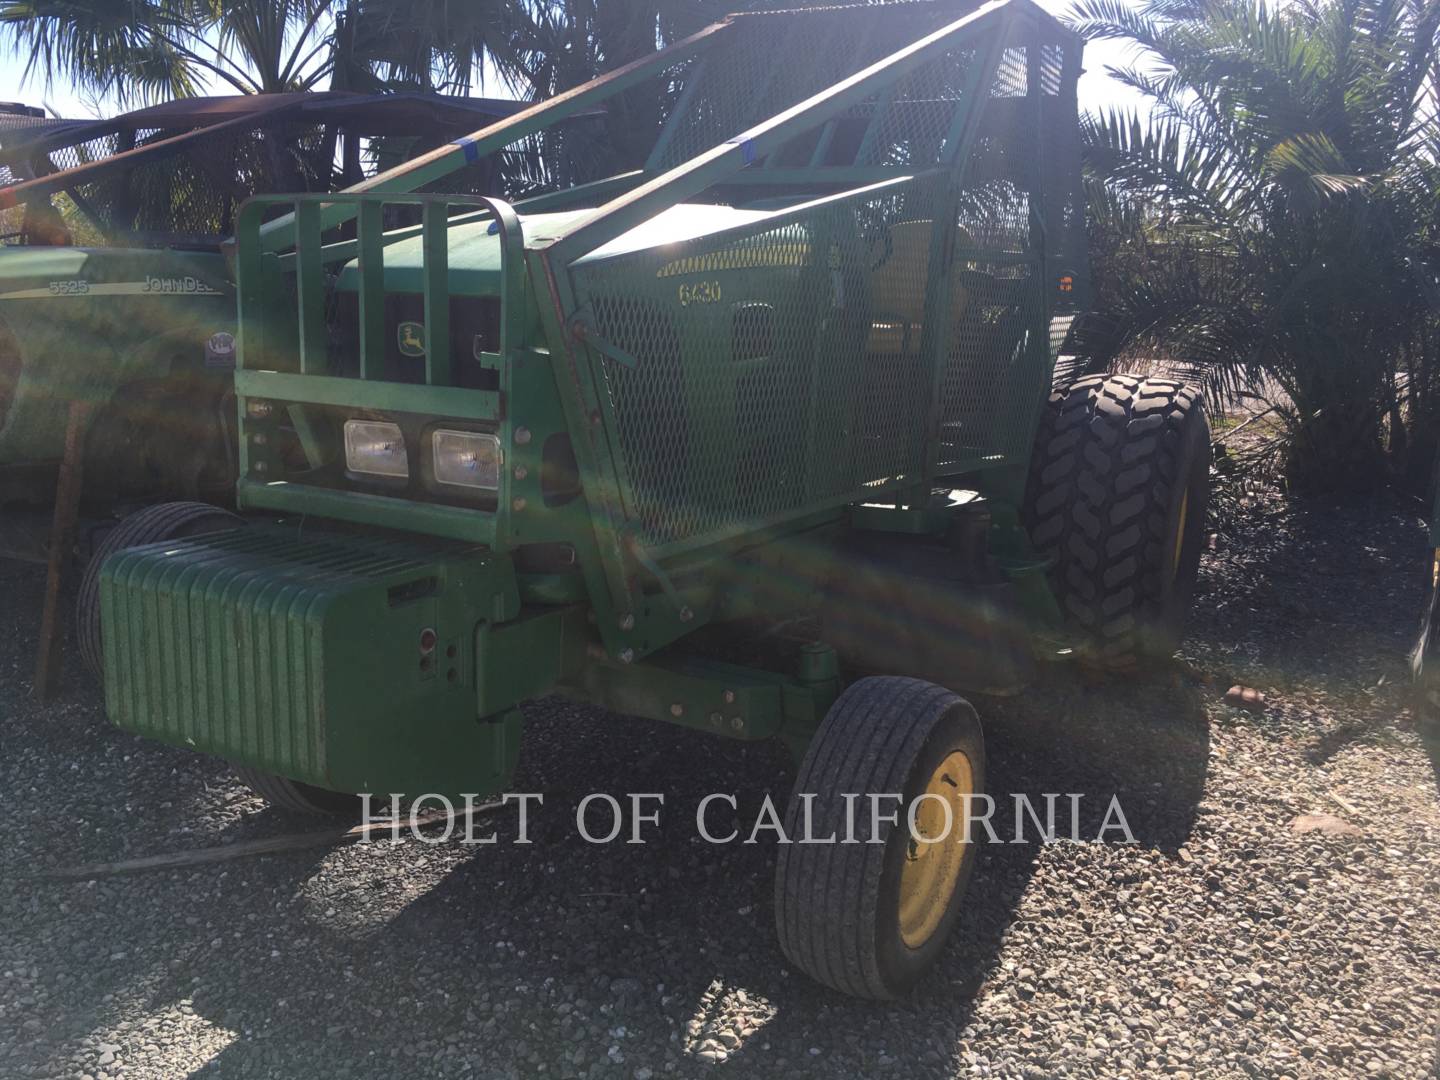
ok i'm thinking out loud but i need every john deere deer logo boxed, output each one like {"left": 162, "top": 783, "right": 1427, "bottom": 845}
{"left": 397, "top": 321, "right": 426, "bottom": 357}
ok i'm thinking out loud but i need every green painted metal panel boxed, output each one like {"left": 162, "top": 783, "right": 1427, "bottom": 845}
{"left": 101, "top": 525, "right": 522, "bottom": 796}
{"left": 0, "top": 246, "right": 231, "bottom": 463}
{"left": 234, "top": 370, "right": 500, "bottom": 420}
{"left": 236, "top": 480, "right": 498, "bottom": 544}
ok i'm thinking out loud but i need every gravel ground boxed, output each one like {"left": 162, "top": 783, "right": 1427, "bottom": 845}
{"left": 2, "top": 486, "right": 1438, "bottom": 1080}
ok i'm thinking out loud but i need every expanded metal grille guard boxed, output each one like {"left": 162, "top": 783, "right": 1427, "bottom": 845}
{"left": 580, "top": 179, "right": 939, "bottom": 543}
{"left": 1, "top": 127, "right": 169, "bottom": 188}
{"left": 65, "top": 122, "right": 338, "bottom": 243}
{"left": 564, "top": 4, "right": 1084, "bottom": 551}
{"left": 0, "top": 114, "right": 344, "bottom": 245}
{"left": 0, "top": 115, "right": 85, "bottom": 187}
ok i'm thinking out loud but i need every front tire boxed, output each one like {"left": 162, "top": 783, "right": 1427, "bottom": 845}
{"left": 774, "top": 676, "right": 985, "bottom": 999}
{"left": 234, "top": 766, "right": 359, "bottom": 817}
{"left": 1023, "top": 374, "right": 1209, "bottom": 670}
{"left": 76, "top": 500, "right": 241, "bottom": 679}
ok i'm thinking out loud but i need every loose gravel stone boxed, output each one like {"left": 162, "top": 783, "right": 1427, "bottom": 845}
{"left": 1, "top": 482, "right": 1437, "bottom": 1078}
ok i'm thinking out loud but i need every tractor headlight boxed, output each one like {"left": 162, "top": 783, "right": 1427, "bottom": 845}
{"left": 432, "top": 429, "right": 502, "bottom": 490}
{"left": 344, "top": 420, "right": 409, "bottom": 478}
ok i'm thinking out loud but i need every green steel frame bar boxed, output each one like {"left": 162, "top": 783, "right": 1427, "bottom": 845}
{"left": 544, "top": 0, "right": 1029, "bottom": 266}
{"left": 535, "top": 0, "right": 1034, "bottom": 549}
{"left": 254, "top": 19, "right": 738, "bottom": 252}
{"left": 917, "top": 21, "right": 1013, "bottom": 492}
{"left": 235, "top": 191, "right": 525, "bottom": 388}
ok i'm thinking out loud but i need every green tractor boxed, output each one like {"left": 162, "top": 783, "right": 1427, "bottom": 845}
{"left": 94, "top": 0, "right": 1210, "bottom": 997}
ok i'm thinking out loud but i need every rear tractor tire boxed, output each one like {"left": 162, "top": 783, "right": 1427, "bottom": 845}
{"left": 234, "top": 766, "right": 360, "bottom": 818}
{"left": 76, "top": 500, "right": 242, "bottom": 679}
{"left": 1023, "top": 374, "right": 1209, "bottom": 671}
{"left": 775, "top": 676, "right": 985, "bottom": 999}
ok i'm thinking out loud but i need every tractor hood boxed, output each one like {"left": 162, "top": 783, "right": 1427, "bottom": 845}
{"left": 0, "top": 245, "right": 229, "bottom": 301}
{"left": 334, "top": 203, "right": 778, "bottom": 298}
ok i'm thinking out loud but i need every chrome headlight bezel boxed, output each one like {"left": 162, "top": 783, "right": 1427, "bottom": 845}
{"left": 342, "top": 419, "right": 410, "bottom": 480}
{"left": 430, "top": 428, "right": 502, "bottom": 491}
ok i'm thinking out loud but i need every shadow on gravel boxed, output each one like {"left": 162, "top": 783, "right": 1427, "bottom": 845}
{"left": 1189, "top": 491, "right": 1428, "bottom": 764}
{"left": 4, "top": 537, "right": 1208, "bottom": 1080}
{"left": 170, "top": 669, "right": 1210, "bottom": 1078}
{"left": 1421, "top": 725, "right": 1440, "bottom": 801}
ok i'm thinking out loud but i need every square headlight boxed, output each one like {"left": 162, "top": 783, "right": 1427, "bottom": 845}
{"left": 343, "top": 420, "right": 409, "bottom": 478}
{"left": 432, "top": 429, "right": 501, "bottom": 490}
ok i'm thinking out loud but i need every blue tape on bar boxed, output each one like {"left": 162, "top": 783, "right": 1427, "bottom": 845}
{"left": 452, "top": 137, "right": 481, "bottom": 164}
{"left": 725, "top": 136, "right": 758, "bottom": 164}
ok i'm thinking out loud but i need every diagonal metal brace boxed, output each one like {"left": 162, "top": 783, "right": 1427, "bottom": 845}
{"left": 570, "top": 309, "right": 641, "bottom": 370}
{"left": 625, "top": 531, "right": 693, "bottom": 623}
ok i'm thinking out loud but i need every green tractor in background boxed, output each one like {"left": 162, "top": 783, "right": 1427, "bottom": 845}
{"left": 0, "top": 91, "right": 545, "bottom": 688}
{"left": 92, "top": 0, "right": 1210, "bottom": 998}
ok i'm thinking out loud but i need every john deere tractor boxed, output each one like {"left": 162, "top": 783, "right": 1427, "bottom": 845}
{"left": 92, "top": 0, "right": 1209, "bottom": 997}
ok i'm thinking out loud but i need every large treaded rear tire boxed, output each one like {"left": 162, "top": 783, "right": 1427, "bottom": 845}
{"left": 234, "top": 766, "right": 360, "bottom": 817}
{"left": 1023, "top": 373, "right": 1209, "bottom": 670}
{"left": 774, "top": 676, "right": 984, "bottom": 999}
{"left": 76, "top": 500, "right": 241, "bottom": 679}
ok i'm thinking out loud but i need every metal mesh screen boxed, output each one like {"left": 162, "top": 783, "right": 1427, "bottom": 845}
{"left": 932, "top": 27, "right": 1082, "bottom": 473}
{"left": 61, "top": 122, "right": 338, "bottom": 243}
{"left": 649, "top": 3, "right": 975, "bottom": 173}
{"left": 576, "top": 177, "right": 952, "bottom": 544}
{"left": 0, "top": 115, "right": 83, "bottom": 185}
{"left": 0, "top": 127, "right": 136, "bottom": 188}
{"left": 569, "top": 12, "right": 1086, "bottom": 548}
{"left": 861, "top": 43, "right": 979, "bottom": 166}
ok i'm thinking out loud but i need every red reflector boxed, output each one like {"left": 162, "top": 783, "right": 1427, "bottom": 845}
{"left": 419, "top": 628, "right": 438, "bottom": 654}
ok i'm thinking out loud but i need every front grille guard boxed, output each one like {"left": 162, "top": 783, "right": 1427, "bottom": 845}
{"left": 230, "top": 191, "right": 524, "bottom": 544}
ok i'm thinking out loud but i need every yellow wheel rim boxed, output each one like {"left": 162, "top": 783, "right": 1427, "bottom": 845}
{"left": 897, "top": 749, "right": 975, "bottom": 949}
{"left": 1171, "top": 488, "right": 1190, "bottom": 580}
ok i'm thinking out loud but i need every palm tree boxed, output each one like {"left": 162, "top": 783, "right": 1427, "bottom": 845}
{"left": 0, "top": 0, "right": 733, "bottom": 195}
{"left": 1069, "top": 0, "right": 1440, "bottom": 491}
{"left": 495, "top": 0, "right": 733, "bottom": 188}
{"left": 0, "top": 0, "right": 520, "bottom": 104}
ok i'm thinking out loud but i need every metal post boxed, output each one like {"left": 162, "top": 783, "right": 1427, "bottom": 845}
{"left": 33, "top": 400, "right": 93, "bottom": 701}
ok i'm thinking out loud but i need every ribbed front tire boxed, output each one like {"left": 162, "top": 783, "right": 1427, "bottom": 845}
{"left": 76, "top": 501, "right": 242, "bottom": 679}
{"left": 234, "top": 766, "right": 360, "bottom": 817}
{"left": 774, "top": 677, "right": 985, "bottom": 999}
{"left": 1023, "top": 374, "right": 1209, "bottom": 670}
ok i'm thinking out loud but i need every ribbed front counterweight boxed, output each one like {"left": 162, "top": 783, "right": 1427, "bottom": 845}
{"left": 99, "top": 524, "right": 518, "bottom": 795}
